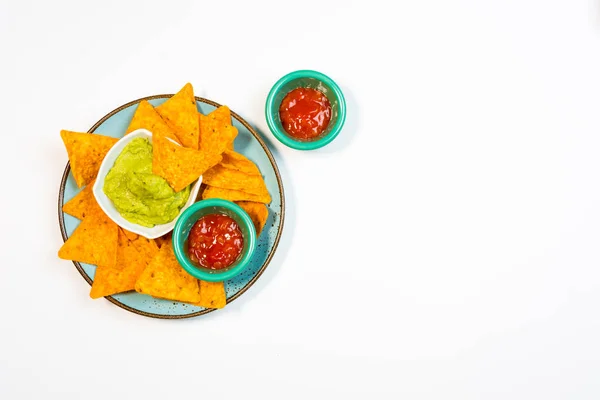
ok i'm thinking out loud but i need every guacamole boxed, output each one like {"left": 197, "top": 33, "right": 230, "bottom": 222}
{"left": 103, "top": 137, "right": 190, "bottom": 227}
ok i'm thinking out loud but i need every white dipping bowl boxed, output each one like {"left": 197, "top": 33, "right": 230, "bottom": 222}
{"left": 93, "top": 128, "right": 202, "bottom": 239}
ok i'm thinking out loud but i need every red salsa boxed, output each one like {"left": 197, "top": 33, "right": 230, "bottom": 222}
{"left": 279, "top": 87, "right": 332, "bottom": 140}
{"left": 187, "top": 213, "right": 244, "bottom": 270}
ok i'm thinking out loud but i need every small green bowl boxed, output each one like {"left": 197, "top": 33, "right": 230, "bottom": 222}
{"left": 172, "top": 199, "right": 257, "bottom": 282}
{"left": 265, "top": 70, "right": 346, "bottom": 150}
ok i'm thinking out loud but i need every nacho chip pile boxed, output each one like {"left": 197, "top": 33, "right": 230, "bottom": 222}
{"left": 58, "top": 83, "right": 273, "bottom": 311}
{"left": 90, "top": 229, "right": 159, "bottom": 299}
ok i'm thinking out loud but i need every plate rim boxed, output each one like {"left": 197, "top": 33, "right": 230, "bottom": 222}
{"left": 57, "top": 94, "right": 285, "bottom": 319}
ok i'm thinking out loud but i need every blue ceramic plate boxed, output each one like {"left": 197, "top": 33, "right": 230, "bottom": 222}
{"left": 58, "top": 95, "right": 285, "bottom": 319}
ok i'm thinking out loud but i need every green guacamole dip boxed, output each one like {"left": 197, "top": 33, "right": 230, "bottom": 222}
{"left": 103, "top": 137, "right": 190, "bottom": 227}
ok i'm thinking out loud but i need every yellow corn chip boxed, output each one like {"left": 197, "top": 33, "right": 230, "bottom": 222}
{"left": 220, "top": 150, "right": 261, "bottom": 176}
{"left": 153, "top": 133, "right": 222, "bottom": 192}
{"left": 236, "top": 201, "right": 269, "bottom": 235}
{"left": 226, "top": 137, "right": 235, "bottom": 150}
{"left": 60, "top": 130, "right": 118, "bottom": 187}
{"left": 90, "top": 229, "right": 159, "bottom": 299}
{"left": 202, "top": 185, "right": 271, "bottom": 204}
{"left": 194, "top": 280, "right": 226, "bottom": 309}
{"left": 134, "top": 242, "right": 202, "bottom": 303}
{"left": 62, "top": 179, "right": 100, "bottom": 220}
{"left": 125, "top": 100, "right": 180, "bottom": 144}
{"left": 121, "top": 228, "right": 139, "bottom": 241}
{"left": 156, "top": 83, "right": 199, "bottom": 149}
{"left": 154, "top": 233, "right": 171, "bottom": 249}
{"left": 58, "top": 209, "right": 118, "bottom": 268}
{"left": 198, "top": 108, "right": 238, "bottom": 156}
{"left": 211, "top": 105, "right": 232, "bottom": 126}
{"left": 209, "top": 105, "right": 234, "bottom": 150}
{"left": 203, "top": 164, "right": 269, "bottom": 196}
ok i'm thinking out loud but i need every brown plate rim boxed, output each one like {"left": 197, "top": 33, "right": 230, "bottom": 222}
{"left": 58, "top": 94, "right": 285, "bottom": 319}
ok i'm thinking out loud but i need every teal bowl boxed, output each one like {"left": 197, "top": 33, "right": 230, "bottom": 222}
{"left": 172, "top": 199, "right": 257, "bottom": 282}
{"left": 265, "top": 70, "right": 346, "bottom": 150}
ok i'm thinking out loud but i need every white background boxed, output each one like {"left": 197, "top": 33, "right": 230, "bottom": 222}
{"left": 1, "top": 0, "right": 600, "bottom": 398}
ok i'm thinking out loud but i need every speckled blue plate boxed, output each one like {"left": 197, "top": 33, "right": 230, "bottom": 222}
{"left": 58, "top": 95, "right": 285, "bottom": 319}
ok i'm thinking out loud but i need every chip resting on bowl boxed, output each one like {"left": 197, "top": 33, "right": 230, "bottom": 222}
{"left": 126, "top": 100, "right": 180, "bottom": 144}
{"left": 156, "top": 83, "right": 199, "bottom": 149}
{"left": 153, "top": 133, "right": 222, "bottom": 192}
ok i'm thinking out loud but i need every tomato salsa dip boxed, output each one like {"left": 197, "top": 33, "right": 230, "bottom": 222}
{"left": 279, "top": 87, "right": 331, "bottom": 140}
{"left": 187, "top": 213, "right": 244, "bottom": 270}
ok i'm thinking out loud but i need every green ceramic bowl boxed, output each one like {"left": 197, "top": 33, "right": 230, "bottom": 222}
{"left": 265, "top": 70, "right": 346, "bottom": 150}
{"left": 172, "top": 199, "right": 257, "bottom": 282}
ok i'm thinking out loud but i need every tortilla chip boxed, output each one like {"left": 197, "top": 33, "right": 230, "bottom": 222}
{"left": 121, "top": 228, "right": 139, "bottom": 241}
{"left": 220, "top": 150, "right": 261, "bottom": 176}
{"left": 62, "top": 179, "right": 101, "bottom": 220}
{"left": 211, "top": 105, "right": 232, "bottom": 127}
{"left": 202, "top": 185, "right": 271, "bottom": 204}
{"left": 198, "top": 108, "right": 238, "bottom": 156}
{"left": 195, "top": 280, "right": 226, "bottom": 309}
{"left": 90, "top": 229, "right": 159, "bottom": 298}
{"left": 236, "top": 201, "right": 269, "bottom": 235}
{"left": 58, "top": 209, "right": 118, "bottom": 268}
{"left": 134, "top": 242, "right": 202, "bottom": 303}
{"left": 203, "top": 164, "right": 269, "bottom": 196}
{"left": 60, "top": 130, "right": 118, "bottom": 187}
{"left": 126, "top": 100, "right": 180, "bottom": 143}
{"left": 156, "top": 83, "right": 199, "bottom": 149}
{"left": 226, "top": 137, "right": 235, "bottom": 150}
{"left": 153, "top": 133, "right": 222, "bottom": 192}
{"left": 154, "top": 233, "right": 171, "bottom": 249}
{"left": 207, "top": 105, "right": 234, "bottom": 150}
